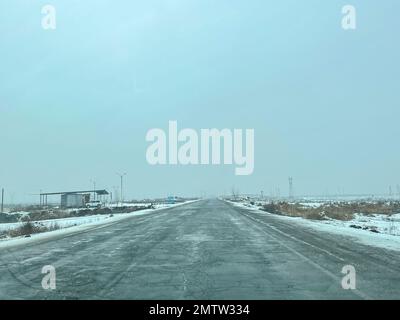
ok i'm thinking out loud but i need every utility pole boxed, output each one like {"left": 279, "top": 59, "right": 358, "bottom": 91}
{"left": 288, "top": 177, "right": 293, "bottom": 200}
{"left": 116, "top": 173, "right": 127, "bottom": 205}
{"left": 112, "top": 186, "right": 119, "bottom": 205}
{"left": 90, "top": 179, "right": 96, "bottom": 201}
{"left": 1, "top": 188, "right": 4, "bottom": 213}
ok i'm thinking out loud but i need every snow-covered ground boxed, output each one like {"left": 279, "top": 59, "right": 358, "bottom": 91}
{"left": 2, "top": 210, "right": 30, "bottom": 217}
{"left": 0, "top": 200, "right": 199, "bottom": 247}
{"left": 225, "top": 199, "right": 400, "bottom": 252}
{"left": 0, "top": 214, "right": 114, "bottom": 233}
{"left": 107, "top": 202, "right": 154, "bottom": 208}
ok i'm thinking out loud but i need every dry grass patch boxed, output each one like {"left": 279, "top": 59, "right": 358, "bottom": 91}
{"left": 262, "top": 201, "right": 400, "bottom": 221}
{"left": 6, "top": 221, "right": 60, "bottom": 238}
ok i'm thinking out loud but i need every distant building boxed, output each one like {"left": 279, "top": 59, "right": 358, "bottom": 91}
{"left": 167, "top": 196, "right": 176, "bottom": 204}
{"left": 40, "top": 189, "right": 109, "bottom": 208}
{"left": 61, "top": 193, "right": 86, "bottom": 208}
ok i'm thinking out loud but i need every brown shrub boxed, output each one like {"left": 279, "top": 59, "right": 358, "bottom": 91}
{"left": 7, "top": 221, "right": 59, "bottom": 238}
{"left": 262, "top": 201, "right": 400, "bottom": 221}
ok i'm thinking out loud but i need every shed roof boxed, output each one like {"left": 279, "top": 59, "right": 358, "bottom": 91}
{"left": 41, "top": 190, "right": 109, "bottom": 196}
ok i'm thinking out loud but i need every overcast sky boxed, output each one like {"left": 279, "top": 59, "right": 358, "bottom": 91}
{"left": 1, "top": 0, "right": 400, "bottom": 203}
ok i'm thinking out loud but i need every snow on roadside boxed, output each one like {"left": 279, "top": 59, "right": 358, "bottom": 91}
{"left": 2, "top": 211, "right": 30, "bottom": 216}
{"left": 290, "top": 215, "right": 400, "bottom": 252}
{"left": 107, "top": 202, "right": 155, "bottom": 208}
{"left": 0, "top": 215, "right": 104, "bottom": 232}
{"left": 225, "top": 199, "right": 400, "bottom": 252}
{"left": 0, "top": 200, "right": 199, "bottom": 248}
{"left": 324, "top": 213, "right": 400, "bottom": 236}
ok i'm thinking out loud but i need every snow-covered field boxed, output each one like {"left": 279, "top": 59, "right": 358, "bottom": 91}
{"left": 225, "top": 199, "right": 400, "bottom": 252}
{"left": 0, "top": 214, "right": 114, "bottom": 233}
{"left": 0, "top": 200, "right": 199, "bottom": 247}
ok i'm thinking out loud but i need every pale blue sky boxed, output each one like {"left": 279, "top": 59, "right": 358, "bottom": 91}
{"left": 1, "top": 1, "right": 400, "bottom": 202}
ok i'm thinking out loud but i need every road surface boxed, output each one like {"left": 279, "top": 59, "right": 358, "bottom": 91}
{"left": 1, "top": 199, "right": 399, "bottom": 299}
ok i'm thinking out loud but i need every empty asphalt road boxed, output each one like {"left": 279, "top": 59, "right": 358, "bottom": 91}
{"left": 1, "top": 199, "right": 399, "bottom": 299}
